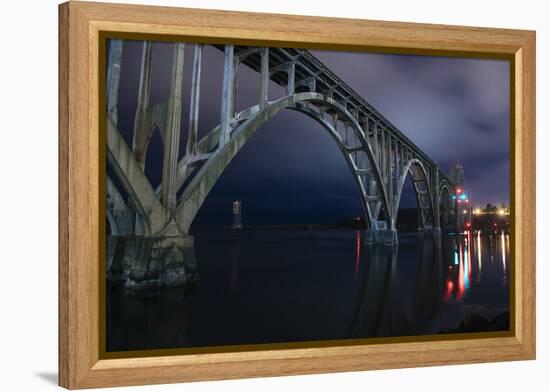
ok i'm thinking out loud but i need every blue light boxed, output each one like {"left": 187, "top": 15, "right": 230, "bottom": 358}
{"left": 454, "top": 251, "right": 459, "bottom": 265}
{"left": 464, "top": 248, "right": 470, "bottom": 289}
{"left": 460, "top": 194, "right": 467, "bottom": 200}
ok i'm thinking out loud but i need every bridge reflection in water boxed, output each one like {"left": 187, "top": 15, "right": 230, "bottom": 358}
{"left": 106, "top": 229, "right": 510, "bottom": 352}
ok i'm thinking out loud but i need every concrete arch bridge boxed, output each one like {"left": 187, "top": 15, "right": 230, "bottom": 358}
{"left": 105, "top": 41, "right": 459, "bottom": 289}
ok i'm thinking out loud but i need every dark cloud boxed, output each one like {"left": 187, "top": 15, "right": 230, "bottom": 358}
{"left": 112, "top": 40, "right": 510, "bottom": 226}
{"left": 312, "top": 50, "right": 510, "bottom": 208}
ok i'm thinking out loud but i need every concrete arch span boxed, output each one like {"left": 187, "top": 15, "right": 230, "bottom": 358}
{"left": 175, "top": 92, "right": 392, "bottom": 233}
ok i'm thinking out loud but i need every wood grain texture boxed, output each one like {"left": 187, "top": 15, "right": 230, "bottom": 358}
{"left": 58, "top": 1, "right": 536, "bottom": 389}
{"left": 58, "top": 3, "right": 70, "bottom": 387}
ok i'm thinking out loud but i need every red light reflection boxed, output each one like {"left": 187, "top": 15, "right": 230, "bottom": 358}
{"left": 355, "top": 230, "right": 361, "bottom": 276}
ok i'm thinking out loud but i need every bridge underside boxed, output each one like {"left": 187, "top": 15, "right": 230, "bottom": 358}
{"left": 105, "top": 41, "right": 457, "bottom": 290}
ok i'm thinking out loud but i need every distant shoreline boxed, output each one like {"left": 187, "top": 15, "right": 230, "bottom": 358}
{"left": 192, "top": 224, "right": 345, "bottom": 230}
{"left": 191, "top": 224, "right": 421, "bottom": 232}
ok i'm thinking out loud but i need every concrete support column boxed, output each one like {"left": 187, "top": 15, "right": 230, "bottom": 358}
{"left": 455, "top": 196, "right": 461, "bottom": 232}
{"left": 380, "top": 129, "right": 386, "bottom": 182}
{"left": 366, "top": 119, "right": 378, "bottom": 198}
{"left": 132, "top": 41, "right": 153, "bottom": 166}
{"left": 287, "top": 62, "right": 296, "bottom": 95}
{"left": 385, "top": 229, "right": 398, "bottom": 245}
{"left": 259, "top": 47, "right": 269, "bottom": 110}
{"left": 394, "top": 139, "right": 399, "bottom": 183}
{"left": 343, "top": 125, "right": 348, "bottom": 146}
{"left": 375, "top": 122, "right": 380, "bottom": 162}
{"left": 387, "top": 134, "right": 393, "bottom": 208}
{"left": 365, "top": 229, "right": 375, "bottom": 244}
{"left": 107, "top": 39, "right": 123, "bottom": 124}
{"left": 433, "top": 167, "right": 441, "bottom": 236}
{"left": 364, "top": 118, "right": 370, "bottom": 147}
{"left": 357, "top": 139, "right": 362, "bottom": 166}
{"left": 369, "top": 175, "right": 377, "bottom": 198}
{"left": 161, "top": 43, "right": 185, "bottom": 211}
{"left": 400, "top": 143, "right": 405, "bottom": 177}
{"left": 186, "top": 44, "right": 202, "bottom": 156}
{"left": 233, "top": 62, "right": 240, "bottom": 114}
{"left": 220, "top": 45, "right": 236, "bottom": 147}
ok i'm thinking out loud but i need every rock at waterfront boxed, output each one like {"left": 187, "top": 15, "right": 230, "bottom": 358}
{"left": 439, "top": 311, "right": 510, "bottom": 334}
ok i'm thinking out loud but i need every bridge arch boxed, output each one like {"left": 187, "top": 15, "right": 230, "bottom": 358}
{"left": 393, "top": 158, "right": 436, "bottom": 231}
{"left": 438, "top": 180, "right": 453, "bottom": 231}
{"left": 439, "top": 180, "right": 450, "bottom": 200}
{"left": 175, "top": 92, "right": 391, "bottom": 233}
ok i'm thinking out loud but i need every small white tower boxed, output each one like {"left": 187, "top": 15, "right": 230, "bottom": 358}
{"left": 231, "top": 200, "right": 243, "bottom": 229}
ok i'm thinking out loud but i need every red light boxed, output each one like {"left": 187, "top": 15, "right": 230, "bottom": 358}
{"left": 447, "top": 280, "right": 454, "bottom": 291}
{"left": 465, "top": 199, "right": 469, "bottom": 203}
{"left": 466, "top": 222, "right": 471, "bottom": 229}
{"left": 444, "top": 279, "right": 454, "bottom": 302}
{"left": 457, "top": 200, "right": 462, "bottom": 204}
{"left": 456, "top": 188, "right": 462, "bottom": 194}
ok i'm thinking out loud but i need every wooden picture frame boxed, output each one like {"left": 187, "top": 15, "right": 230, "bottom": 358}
{"left": 58, "top": 1, "right": 536, "bottom": 388}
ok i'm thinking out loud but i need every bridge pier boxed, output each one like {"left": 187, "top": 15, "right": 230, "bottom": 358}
{"left": 385, "top": 229, "right": 398, "bottom": 245}
{"left": 106, "top": 234, "right": 199, "bottom": 291}
{"left": 417, "top": 226, "right": 436, "bottom": 238}
{"left": 364, "top": 229, "right": 398, "bottom": 245}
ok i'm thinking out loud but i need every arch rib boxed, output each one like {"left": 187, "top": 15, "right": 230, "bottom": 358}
{"left": 107, "top": 117, "right": 168, "bottom": 235}
{"left": 393, "top": 158, "right": 436, "bottom": 231}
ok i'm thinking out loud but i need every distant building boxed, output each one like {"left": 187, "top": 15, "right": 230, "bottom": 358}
{"left": 231, "top": 200, "right": 243, "bottom": 229}
{"left": 473, "top": 203, "right": 509, "bottom": 215}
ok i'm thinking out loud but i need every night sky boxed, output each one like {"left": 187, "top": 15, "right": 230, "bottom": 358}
{"left": 111, "top": 40, "right": 510, "bottom": 227}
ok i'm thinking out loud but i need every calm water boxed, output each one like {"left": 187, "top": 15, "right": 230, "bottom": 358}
{"left": 106, "top": 229, "right": 510, "bottom": 352}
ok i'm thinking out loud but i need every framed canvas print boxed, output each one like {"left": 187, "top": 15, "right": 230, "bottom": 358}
{"left": 58, "top": 1, "right": 536, "bottom": 389}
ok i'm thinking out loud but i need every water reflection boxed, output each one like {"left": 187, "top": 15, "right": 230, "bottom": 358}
{"left": 443, "top": 231, "right": 509, "bottom": 306}
{"left": 354, "top": 230, "right": 361, "bottom": 277}
{"left": 107, "top": 229, "right": 510, "bottom": 352}
{"left": 501, "top": 232, "right": 506, "bottom": 276}
{"left": 230, "top": 238, "right": 241, "bottom": 289}
{"left": 477, "top": 231, "right": 482, "bottom": 282}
